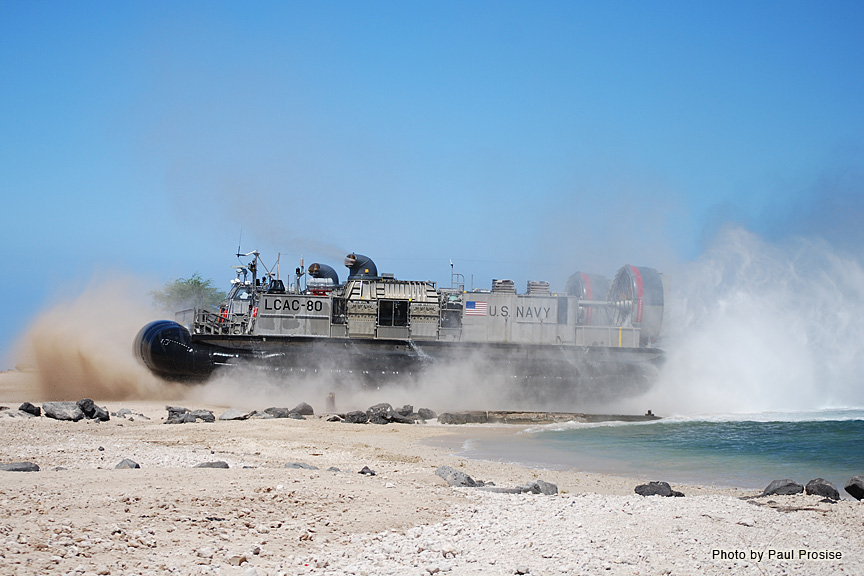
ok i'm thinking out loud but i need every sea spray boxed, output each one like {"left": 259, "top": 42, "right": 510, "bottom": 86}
{"left": 608, "top": 226, "right": 864, "bottom": 415}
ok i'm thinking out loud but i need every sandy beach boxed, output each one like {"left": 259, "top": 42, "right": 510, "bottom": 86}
{"left": 1, "top": 371, "right": 862, "bottom": 576}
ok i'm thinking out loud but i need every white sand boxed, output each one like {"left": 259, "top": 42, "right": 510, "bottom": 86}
{"left": 1, "top": 372, "right": 862, "bottom": 575}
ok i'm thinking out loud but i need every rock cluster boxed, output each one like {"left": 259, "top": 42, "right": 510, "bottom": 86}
{"left": 0, "top": 400, "right": 109, "bottom": 422}
{"left": 760, "top": 477, "right": 864, "bottom": 501}
{"left": 216, "top": 403, "right": 314, "bottom": 421}
{"left": 340, "top": 403, "right": 436, "bottom": 425}
{"left": 9, "top": 399, "right": 435, "bottom": 427}
{"left": 4, "top": 401, "right": 133, "bottom": 421}
{"left": 41, "top": 399, "right": 110, "bottom": 422}
{"left": 164, "top": 406, "right": 215, "bottom": 424}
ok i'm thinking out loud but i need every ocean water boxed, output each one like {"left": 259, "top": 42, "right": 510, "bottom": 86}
{"left": 456, "top": 408, "right": 864, "bottom": 495}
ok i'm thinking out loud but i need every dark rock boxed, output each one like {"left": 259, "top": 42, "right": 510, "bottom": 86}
{"left": 92, "top": 405, "right": 110, "bottom": 421}
{"left": 166, "top": 405, "right": 190, "bottom": 417}
{"left": 844, "top": 475, "right": 864, "bottom": 500}
{"left": 327, "top": 466, "right": 341, "bottom": 472}
{"left": 77, "top": 399, "right": 110, "bottom": 421}
{"left": 805, "top": 478, "right": 839, "bottom": 500}
{"left": 436, "top": 465, "right": 477, "bottom": 487}
{"left": 367, "top": 402, "right": 393, "bottom": 414}
{"left": 343, "top": 410, "right": 369, "bottom": 424}
{"left": 291, "top": 402, "right": 314, "bottom": 416}
{"left": 367, "top": 403, "right": 393, "bottom": 420}
{"left": 195, "top": 461, "right": 229, "bottom": 468}
{"left": 287, "top": 412, "right": 305, "bottom": 420}
{"left": 395, "top": 404, "right": 414, "bottom": 417}
{"left": 19, "top": 402, "right": 41, "bottom": 417}
{"left": 387, "top": 412, "right": 415, "bottom": 425}
{"left": 0, "top": 462, "right": 40, "bottom": 472}
{"left": 42, "top": 402, "right": 84, "bottom": 422}
{"left": 190, "top": 409, "right": 215, "bottom": 423}
{"left": 98, "top": 446, "right": 104, "bottom": 451}
{"left": 115, "top": 458, "right": 140, "bottom": 469}
{"left": 359, "top": 466, "right": 376, "bottom": 476}
{"left": 218, "top": 409, "right": 251, "bottom": 421}
{"left": 285, "top": 462, "right": 319, "bottom": 470}
{"left": 762, "top": 479, "right": 804, "bottom": 496}
{"left": 635, "top": 481, "right": 685, "bottom": 497}
{"left": 417, "top": 408, "right": 437, "bottom": 421}
{"left": 326, "top": 415, "right": 342, "bottom": 422}
{"left": 519, "top": 480, "right": 559, "bottom": 495}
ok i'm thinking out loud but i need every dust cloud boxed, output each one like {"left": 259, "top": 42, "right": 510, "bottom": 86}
{"left": 13, "top": 277, "right": 185, "bottom": 402}
{"left": 180, "top": 354, "right": 542, "bottom": 416}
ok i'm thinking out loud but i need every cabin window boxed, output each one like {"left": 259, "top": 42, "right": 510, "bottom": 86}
{"left": 228, "top": 285, "right": 252, "bottom": 301}
{"left": 557, "top": 297, "right": 568, "bottom": 324}
{"left": 378, "top": 300, "right": 409, "bottom": 327}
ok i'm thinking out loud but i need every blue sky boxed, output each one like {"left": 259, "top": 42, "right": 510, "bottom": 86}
{"left": 2, "top": 1, "right": 863, "bottom": 368}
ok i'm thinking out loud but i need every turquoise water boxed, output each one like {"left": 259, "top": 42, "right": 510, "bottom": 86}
{"left": 457, "top": 409, "right": 864, "bottom": 494}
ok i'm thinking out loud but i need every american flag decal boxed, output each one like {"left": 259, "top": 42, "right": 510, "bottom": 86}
{"left": 465, "top": 301, "right": 488, "bottom": 316}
